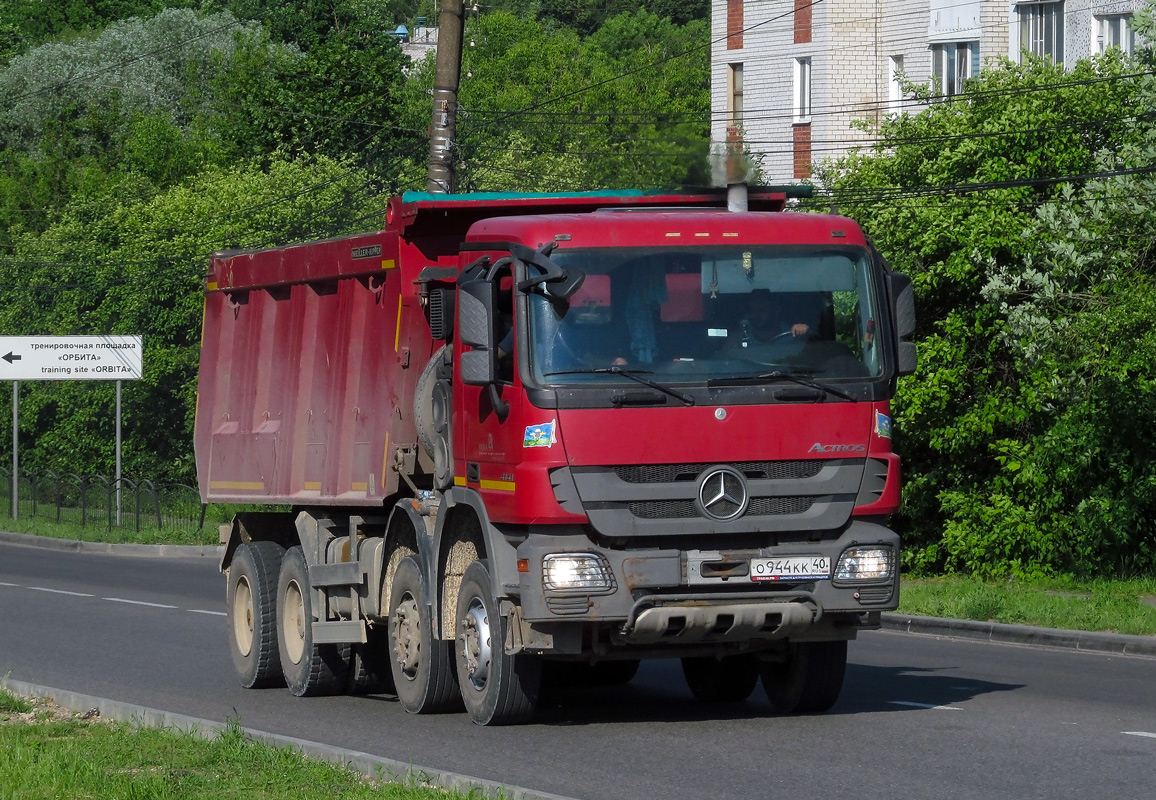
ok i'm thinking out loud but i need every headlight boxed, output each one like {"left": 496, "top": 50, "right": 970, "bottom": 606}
{"left": 542, "top": 553, "right": 613, "bottom": 592}
{"left": 834, "top": 547, "right": 893, "bottom": 581}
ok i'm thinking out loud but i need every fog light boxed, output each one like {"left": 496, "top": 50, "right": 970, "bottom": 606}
{"left": 834, "top": 547, "right": 893, "bottom": 581}
{"left": 542, "top": 553, "right": 612, "bottom": 592}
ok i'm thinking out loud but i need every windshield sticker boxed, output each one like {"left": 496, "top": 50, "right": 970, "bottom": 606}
{"left": 708, "top": 328, "right": 728, "bottom": 337}
{"left": 524, "top": 420, "right": 557, "bottom": 448}
{"left": 875, "top": 411, "right": 892, "bottom": 439}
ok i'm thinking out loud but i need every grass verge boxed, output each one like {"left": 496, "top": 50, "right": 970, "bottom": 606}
{"left": 0, "top": 510, "right": 223, "bottom": 546}
{"left": 0, "top": 687, "right": 466, "bottom": 800}
{"left": 899, "top": 575, "right": 1156, "bottom": 636}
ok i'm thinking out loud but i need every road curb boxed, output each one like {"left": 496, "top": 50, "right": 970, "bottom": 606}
{"left": 0, "top": 529, "right": 222, "bottom": 558}
{"left": 880, "top": 613, "right": 1156, "bottom": 657}
{"left": 0, "top": 677, "right": 578, "bottom": 800}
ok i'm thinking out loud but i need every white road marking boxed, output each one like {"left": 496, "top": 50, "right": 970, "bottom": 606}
{"left": 1123, "top": 731, "right": 1156, "bottom": 739}
{"left": 0, "top": 581, "right": 20, "bottom": 587}
{"left": 104, "top": 597, "right": 178, "bottom": 609}
{"left": 29, "top": 586, "right": 93, "bottom": 597}
{"left": 889, "top": 701, "right": 963, "bottom": 710}
{"left": 188, "top": 609, "right": 227, "bottom": 616}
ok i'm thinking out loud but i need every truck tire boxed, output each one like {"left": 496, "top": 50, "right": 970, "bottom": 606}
{"left": 227, "top": 540, "right": 285, "bottom": 689}
{"left": 455, "top": 560, "right": 541, "bottom": 725}
{"left": 276, "top": 546, "right": 349, "bottom": 697}
{"left": 346, "top": 627, "right": 395, "bottom": 695}
{"left": 761, "top": 640, "right": 848, "bottom": 714}
{"left": 387, "top": 556, "right": 460, "bottom": 713}
{"left": 681, "top": 655, "right": 759, "bottom": 703}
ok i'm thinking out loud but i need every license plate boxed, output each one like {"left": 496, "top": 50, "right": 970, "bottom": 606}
{"left": 750, "top": 555, "right": 830, "bottom": 582}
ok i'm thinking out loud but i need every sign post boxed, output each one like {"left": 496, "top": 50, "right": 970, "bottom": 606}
{"left": 1, "top": 335, "right": 143, "bottom": 522}
{"left": 11, "top": 381, "right": 16, "bottom": 520}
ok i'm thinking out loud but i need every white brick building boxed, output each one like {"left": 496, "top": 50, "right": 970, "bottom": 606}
{"left": 711, "top": 0, "right": 1146, "bottom": 182}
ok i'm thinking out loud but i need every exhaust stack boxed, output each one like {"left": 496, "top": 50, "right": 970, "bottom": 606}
{"left": 727, "top": 183, "right": 748, "bottom": 213}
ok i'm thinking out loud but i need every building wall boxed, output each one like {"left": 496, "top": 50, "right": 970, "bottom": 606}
{"left": 711, "top": 0, "right": 1146, "bottom": 184}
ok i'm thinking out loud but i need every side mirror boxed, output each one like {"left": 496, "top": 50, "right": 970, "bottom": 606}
{"left": 889, "top": 272, "right": 916, "bottom": 339}
{"left": 889, "top": 272, "right": 917, "bottom": 376}
{"left": 460, "top": 348, "right": 494, "bottom": 385}
{"left": 458, "top": 279, "right": 496, "bottom": 350}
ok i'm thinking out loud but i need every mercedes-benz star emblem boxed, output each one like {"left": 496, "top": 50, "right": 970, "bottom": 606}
{"left": 696, "top": 466, "right": 749, "bottom": 521}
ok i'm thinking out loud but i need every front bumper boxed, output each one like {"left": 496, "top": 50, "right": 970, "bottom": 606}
{"left": 514, "top": 518, "right": 899, "bottom": 645}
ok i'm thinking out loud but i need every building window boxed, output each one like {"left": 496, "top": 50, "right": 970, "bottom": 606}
{"left": 888, "top": 55, "right": 904, "bottom": 112}
{"left": 794, "top": 0, "right": 812, "bottom": 45}
{"left": 1017, "top": 2, "right": 1064, "bottom": 63}
{"left": 1096, "top": 14, "right": 1135, "bottom": 55}
{"left": 931, "top": 42, "right": 978, "bottom": 97}
{"left": 727, "top": 0, "right": 744, "bottom": 50}
{"left": 793, "top": 57, "right": 811, "bottom": 122}
{"left": 728, "top": 63, "right": 744, "bottom": 127}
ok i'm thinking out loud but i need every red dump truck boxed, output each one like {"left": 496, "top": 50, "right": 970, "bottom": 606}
{"left": 196, "top": 186, "right": 916, "bottom": 725}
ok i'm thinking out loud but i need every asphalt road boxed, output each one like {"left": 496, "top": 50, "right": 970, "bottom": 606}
{"left": 2, "top": 540, "right": 1155, "bottom": 800}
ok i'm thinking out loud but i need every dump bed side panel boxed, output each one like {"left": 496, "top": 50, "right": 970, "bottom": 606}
{"left": 195, "top": 230, "right": 439, "bottom": 505}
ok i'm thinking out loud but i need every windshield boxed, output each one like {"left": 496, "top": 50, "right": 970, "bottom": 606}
{"left": 526, "top": 245, "right": 883, "bottom": 385}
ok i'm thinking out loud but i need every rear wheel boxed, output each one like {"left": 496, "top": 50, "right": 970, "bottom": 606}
{"left": 387, "top": 556, "right": 460, "bottom": 713}
{"left": 761, "top": 640, "right": 848, "bottom": 714}
{"left": 455, "top": 560, "right": 541, "bottom": 725}
{"left": 227, "top": 541, "right": 285, "bottom": 689}
{"left": 681, "top": 655, "right": 760, "bottom": 703}
{"left": 276, "top": 546, "right": 349, "bottom": 697}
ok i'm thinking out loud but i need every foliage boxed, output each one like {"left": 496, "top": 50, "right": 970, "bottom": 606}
{"left": 0, "top": 154, "right": 381, "bottom": 483}
{"left": 536, "top": 1, "right": 709, "bottom": 35}
{"left": 819, "top": 48, "right": 1155, "bottom": 577}
{"left": 450, "top": 8, "right": 711, "bottom": 191}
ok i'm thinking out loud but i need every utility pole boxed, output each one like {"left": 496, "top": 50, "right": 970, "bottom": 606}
{"left": 427, "top": 0, "right": 465, "bottom": 193}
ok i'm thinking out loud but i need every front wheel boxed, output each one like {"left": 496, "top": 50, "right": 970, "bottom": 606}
{"left": 387, "top": 556, "right": 460, "bottom": 713}
{"left": 276, "top": 546, "right": 349, "bottom": 697}
{"left": 455, "top": 560, "right": 541, "bottom": 725}
{"left": 761, "top": 640, "right": 848, "bottom": 714}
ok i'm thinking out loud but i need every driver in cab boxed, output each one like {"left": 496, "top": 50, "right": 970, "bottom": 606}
{"left": 742, "top": 289, "right": 812, "bottom": 343}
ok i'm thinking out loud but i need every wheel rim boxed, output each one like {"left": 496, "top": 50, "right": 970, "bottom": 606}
{"left": 232, "top": 575, "right": 254, "bottom": 658}
{"left": 391, "top": 593, "right": 421, "bottom": 680}
{"left": 459, "top": 596, "right": 492, "bottom": 692}
{"left": 281, "top": 578, "right": 306, "bottom": 665}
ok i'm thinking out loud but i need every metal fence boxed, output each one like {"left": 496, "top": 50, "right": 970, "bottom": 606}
{"left": 0, "top": 468, "right": 208, "bottom": 542}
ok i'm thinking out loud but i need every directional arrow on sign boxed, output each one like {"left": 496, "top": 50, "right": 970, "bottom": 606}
{"left": 2, "top": 352, "right": 20, "bottom": 364}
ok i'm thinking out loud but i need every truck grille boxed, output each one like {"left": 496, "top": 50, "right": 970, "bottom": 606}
{"left": 629, "top": 496, "right": 814, "bottom": 520}
{"left": 614, "top": 460, "right": 824, "bottom": 484}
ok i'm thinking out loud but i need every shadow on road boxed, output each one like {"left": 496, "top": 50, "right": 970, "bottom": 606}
{"left": 532, "top": 658, "right": 1023, "bottom": 727}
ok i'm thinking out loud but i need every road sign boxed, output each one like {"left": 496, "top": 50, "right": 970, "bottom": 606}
{"left": 0, "top": 335, "right": 142, "bottom": 381}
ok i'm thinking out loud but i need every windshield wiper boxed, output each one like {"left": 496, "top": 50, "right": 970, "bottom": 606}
{"left": 545, "top": 367, "right": 695, "bottom": 406}
{"left": 708, "top": 370, "right": 855, "bottom": 401}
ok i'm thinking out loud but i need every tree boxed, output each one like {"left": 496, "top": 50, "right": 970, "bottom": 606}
{"left": 446, "top": 9, "right": 710, "bottom": 192}
{"left": 0, "top": 154, "right": 381, "bottom": 482}
{"left": 818, "top": 49, "right": 1151, "bottom": 576}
